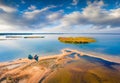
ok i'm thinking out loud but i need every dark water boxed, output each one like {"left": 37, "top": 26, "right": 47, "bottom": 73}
{"left": 0, "top": 33, "right": 120, "bottom": 62}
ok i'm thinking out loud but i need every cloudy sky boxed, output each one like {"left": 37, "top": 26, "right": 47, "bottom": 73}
{"left": 0, "top": 0, "right": 120, "bottom": 33}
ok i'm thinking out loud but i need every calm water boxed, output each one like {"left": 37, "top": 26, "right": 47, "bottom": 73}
{"left": 0, "top": 34, "right": 120, "bottom": 62}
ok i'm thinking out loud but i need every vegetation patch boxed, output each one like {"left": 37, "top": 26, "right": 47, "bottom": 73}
{"left": 58, "top": 37, "right": 96, "bottom": 44}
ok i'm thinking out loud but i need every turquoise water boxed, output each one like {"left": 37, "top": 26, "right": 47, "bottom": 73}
{"left": 0, "top": 34, "right": 120, "bottom": 62}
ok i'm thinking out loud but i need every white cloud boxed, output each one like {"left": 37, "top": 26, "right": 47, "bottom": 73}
{"left": 0, "top": 1, "right": 120, "bottom": 33}
{"left": 28, "top": 5, "right": 36, "bottom": 10}
{"left": 47, "top": 13, "right": 61, "bottom": 21}
{"left": 38, "top": 0, "right": 120, "bottom": 33}
{"left": 47, "top": 10, "right": 63, "bottom": 21}
{"left": 0, "top": 4, "right": 16, "bottom": 13}
{"left": 23, "top": 6, "right": 55, "bottom": 19}
{"left": 0, "top": 5, "right": 58, "bottom": 32}
{"left": 54, "top": 0, "right": 120, "bottom": 31}
{"left": 110, "top": 8, "right": 120, "bottom": 17}
{"left": 0, "top": 24, "right": 16, "bottom": 31}
{"left": 71, "top": 0, "right": 79, "bottom": 5}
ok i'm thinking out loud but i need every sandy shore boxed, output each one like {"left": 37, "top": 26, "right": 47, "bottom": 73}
{"left": 0, "top": 48, "right": 120, "bottom": 83}
{"left": 0, "top": 48, "right": 71, "bottom": 83}
{"left": 63, "top": 48, "right": 120, "bottom": 63}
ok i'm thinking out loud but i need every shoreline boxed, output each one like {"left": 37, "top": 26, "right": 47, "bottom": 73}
{"left": 63, "top": 48, "right": 120, "bottom": 63}
{"left": 0, "top": 48, "right": 120, "bottom": 83}
{"left": 0, "top": 48, "right": 120, "bottom": 70}
{"left": 0, "top": 48, "right": 120, "bottom": 66}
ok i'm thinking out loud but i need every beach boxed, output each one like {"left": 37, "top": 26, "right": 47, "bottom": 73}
{"left": 0, "top": 0, "right": 120, "bottom": 82}
{"left": 0, "top": 48, "right": 120, "bottom": 83}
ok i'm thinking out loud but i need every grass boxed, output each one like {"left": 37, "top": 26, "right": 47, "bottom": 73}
{"left": 24, "top": 36, "right": 44, "bottom": 38}
{"left": 58, "top": 37, "right": 96, "bottom": 44}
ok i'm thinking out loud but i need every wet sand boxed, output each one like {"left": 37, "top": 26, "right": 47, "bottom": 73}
{"left": 0, "top": 48, "right": 120, "bottom": 83}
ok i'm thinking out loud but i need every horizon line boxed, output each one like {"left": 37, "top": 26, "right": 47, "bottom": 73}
{"left": 0, "top": 32, "right": 120, "bottom": 35}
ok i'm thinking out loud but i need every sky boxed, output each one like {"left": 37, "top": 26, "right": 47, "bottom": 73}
{"left": 0, "top": 0, "right": 120, "bottom": 33}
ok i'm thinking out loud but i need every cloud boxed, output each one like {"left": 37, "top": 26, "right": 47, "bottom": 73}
{"left": 54, "top": 0, "right": 120, "bottom": 31}
{"left": 23, "top": 5, "right": 56, "bottom": 19}
{"left": 0, "top": 5, "right": 59, "bottom": 32}
{"left": 0, "top": 1, "right": 120, "bottom": 33}
{"left": 71, "top": 0, "right": 79, "bottom": 5}
{"left": 38, "top": 0, "right": 120, "bottom": 33}
{"left": 28, "top": 5, "right": 36, "bottom": 10}
{"left": 47, "top": 10, "right": 63, "bottom": 21}
{"left": 0, "top": 4, "right": 16, "bottom": 13}
{"left": 81, "top": 1, "right": 120, "bottom": 28}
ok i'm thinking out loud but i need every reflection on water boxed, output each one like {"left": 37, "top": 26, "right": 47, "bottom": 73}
{"left": 0, "top": 33, "right": 120, "bottom": 62}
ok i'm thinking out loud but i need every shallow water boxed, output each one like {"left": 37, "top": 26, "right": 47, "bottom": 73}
{"left": 0, "top": 33, "right": 120, "bottom": 62}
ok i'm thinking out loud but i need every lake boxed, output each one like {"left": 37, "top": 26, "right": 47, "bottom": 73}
{"left": 0, "top": 33, "right": 120, "bottom": 62}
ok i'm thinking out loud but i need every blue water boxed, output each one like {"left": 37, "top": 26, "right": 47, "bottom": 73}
{"left": 0, "top": 34, "right": 120, "bottom": 62}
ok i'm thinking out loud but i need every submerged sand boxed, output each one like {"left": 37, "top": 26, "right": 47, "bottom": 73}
{"left": 0, "top": 48, "right": 120, "bottom": 83}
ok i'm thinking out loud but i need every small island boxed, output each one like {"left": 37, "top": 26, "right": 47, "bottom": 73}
{"left": 6, "top": 36, "right": 23, "bottom": 38}
{"left": 24, "top": 36, "right": 44, "bottom": 38}
{"left": 58, "top": 37, "right": 96, "bottom": 44}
